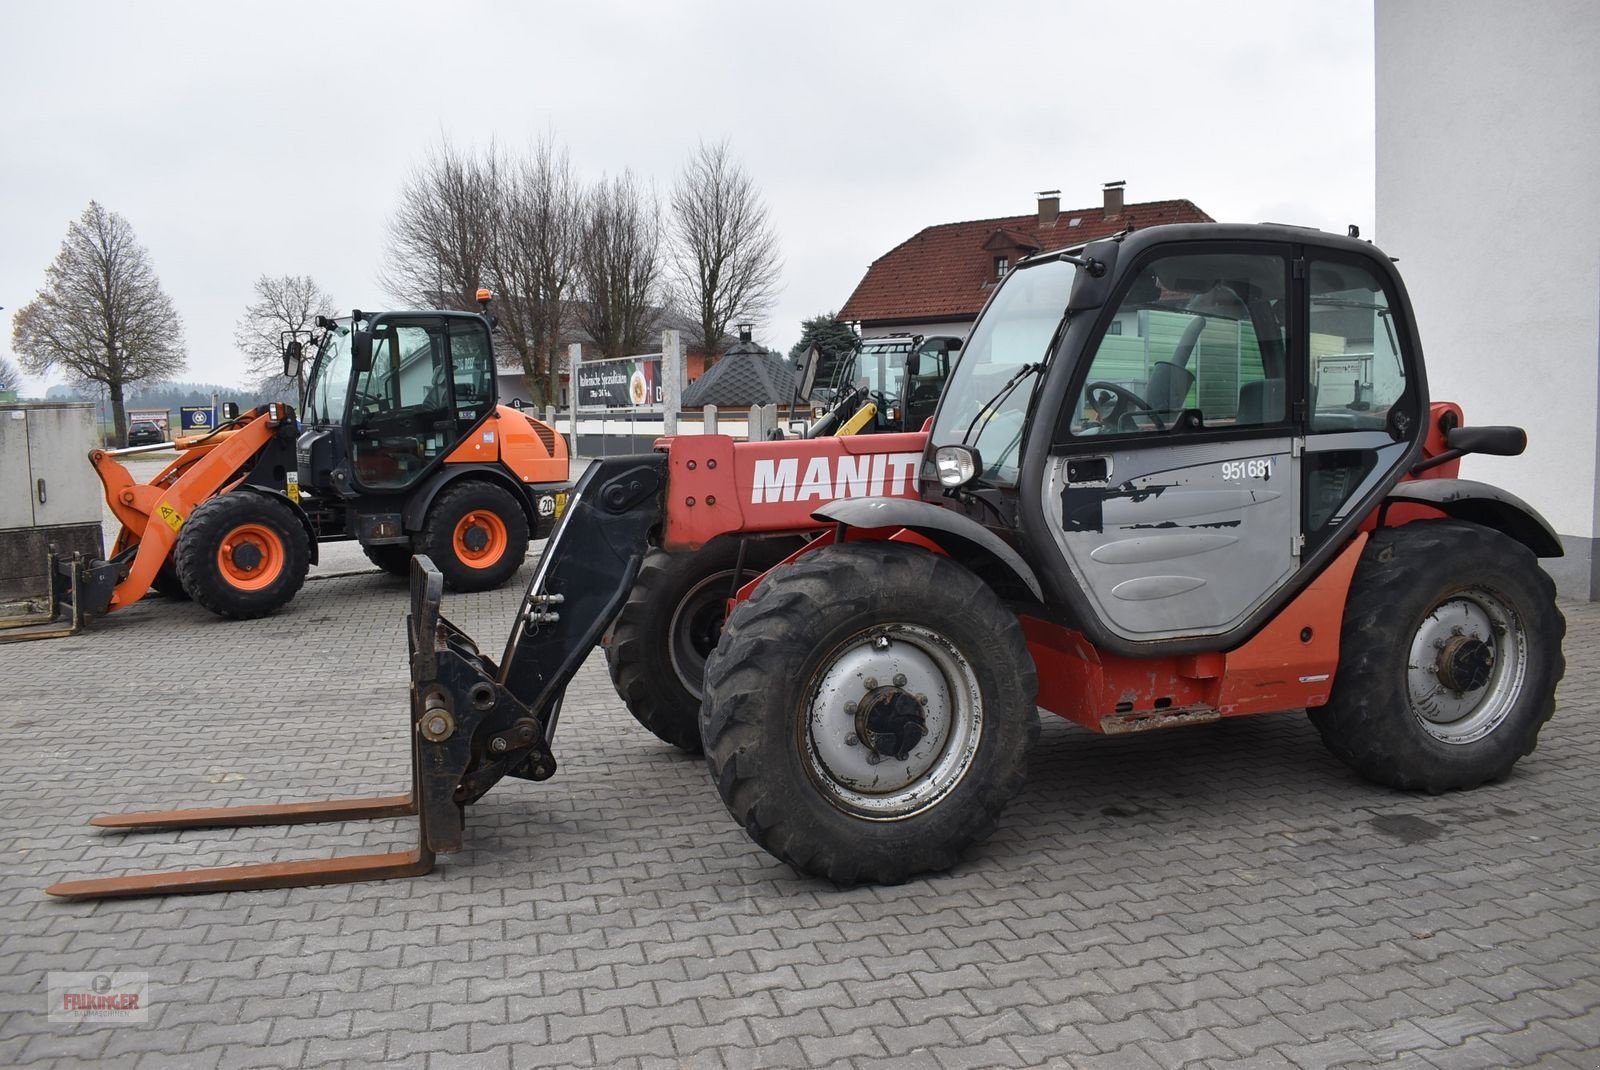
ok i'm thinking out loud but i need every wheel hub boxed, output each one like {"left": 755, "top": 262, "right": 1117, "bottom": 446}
{"left": 1406, "top": 591, "right": 1528, "bottom": 743}
{"left": 804, "top": 623, "right": 983, "bottom": 820}
{"left": 1436, "top": 634, "right": 1494, "bottom": 692}
{"left": 461, "top": 523, "right": 489, "bottom": 553}
{"left": 856, "top": 687, "right": 927, "bottom": 761}
{"left": 230, "top": 541, "right": 264, "bottom": 572}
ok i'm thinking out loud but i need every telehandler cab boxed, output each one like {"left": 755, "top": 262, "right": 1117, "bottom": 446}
{"left": 6, "top": 293, "right": 567, "bottom": 638}
{"left": 48, "top": 224, "right": 1565, "bottom": 898}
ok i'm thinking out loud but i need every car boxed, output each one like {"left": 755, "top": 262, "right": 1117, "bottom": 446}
{"left": 125, "top": 420, "right": 164, "bottom": 447}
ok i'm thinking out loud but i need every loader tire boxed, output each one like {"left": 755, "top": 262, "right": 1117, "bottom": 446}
{"left": 362, "top": 543, "right": 413, "bottom": 577}
{"left": 606, "top": 536, "right": 803, "bottom": 753}
{"left": 1310, "top": 521, "right": 1565, "bottom": 792}
{"left": 416, "top": 481, "right": 529, "bottom": 593}
{"left": 175, "top": 492, "right": 311, "bottom": 620}
{"left": 701, "top": 543, "right": 1039, "bottom": 885}
{"left": 150, "top": 557, "right": 189, "bottom": 599}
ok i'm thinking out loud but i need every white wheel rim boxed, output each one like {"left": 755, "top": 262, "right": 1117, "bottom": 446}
{"left": 801, "top": 623, "right": 983, "bottom": 820}
{"left": 1406, "top": 588, "right": 1528, "bottom": 745}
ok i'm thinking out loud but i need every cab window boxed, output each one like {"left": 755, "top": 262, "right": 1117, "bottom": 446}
{"left": 1071, "top": 252, "right": 1289, "bottom": 437}
{"left": 1308, "top": 260, "right": 1407, "bottom": 432}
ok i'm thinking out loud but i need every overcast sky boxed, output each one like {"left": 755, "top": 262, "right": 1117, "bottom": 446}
{"left": 0, "top": 0, "right": 1374, "bottom": 396}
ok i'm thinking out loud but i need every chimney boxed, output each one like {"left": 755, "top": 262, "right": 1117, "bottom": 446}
{"left": 1037, "top": 189, "right": 1060, "bottom": 227}
{"left": 737, "top": 323, "right": 753, "bottom": 344}
{"left": 1103, "top": 180, "right": 1125, "bottom": 219}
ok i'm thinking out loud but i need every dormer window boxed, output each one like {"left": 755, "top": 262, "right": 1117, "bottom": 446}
{"left": 994, "top": 255, "right": 1009, "bottom": 280}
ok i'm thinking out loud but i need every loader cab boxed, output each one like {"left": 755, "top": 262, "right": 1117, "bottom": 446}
{"left": 824, "top": 335, "right": 961, "bottom": 433}
{"left": 298, "top": 311, "right": 497, "bottom": 496}
{"left": 924, "top": 223, "right": 1426, "bottom": 654}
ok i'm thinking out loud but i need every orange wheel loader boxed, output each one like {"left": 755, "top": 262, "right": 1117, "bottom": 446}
{"left": 7, "top": 293, "right": 568, "bottom": 637}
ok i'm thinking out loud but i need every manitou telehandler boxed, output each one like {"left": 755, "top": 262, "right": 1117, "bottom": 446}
{"left": 48, "top": 223, "right": 1566, "bottom": 898}
{"left": 9, "top": 295, "right": 567, "bottom": 636}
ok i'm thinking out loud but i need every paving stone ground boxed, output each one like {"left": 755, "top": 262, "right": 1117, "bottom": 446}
{"left": 0, "top": 482, "right": 1597, "bottom": 1068}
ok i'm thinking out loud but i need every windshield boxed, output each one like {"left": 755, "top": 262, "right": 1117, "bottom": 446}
{"left": 855, "top": 345, "right": 908, "bottom": 401}
{"left": 929, "top": 258, "right": 1076, "bottom": 485}
{"left": 303, "top": 322, "right": 352, "bottom": 425}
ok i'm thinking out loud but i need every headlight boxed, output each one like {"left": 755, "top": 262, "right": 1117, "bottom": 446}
{"left": 934, "top": 445, "right": 980, "bottom": 488}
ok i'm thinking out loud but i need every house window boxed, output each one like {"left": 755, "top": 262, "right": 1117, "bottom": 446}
{"left": 994, "top": 255, "right": 1009, "bottom": 279}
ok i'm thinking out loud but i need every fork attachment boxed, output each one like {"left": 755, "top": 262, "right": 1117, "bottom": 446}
{"left": 0, "top": 550, "right": 118, "bottom": 644}
{"left": 46, "top": 455, "right": 669, "bottom": 899}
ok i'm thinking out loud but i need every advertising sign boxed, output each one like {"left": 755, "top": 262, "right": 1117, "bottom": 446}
{"left": 180, "top": 406, "right": 215, "bottom": 432}
{"left": 127, "top": 409, "right": 171, "bottom": 434}
{"left": 576, "top": 356, "right": 660, "bottom": 410}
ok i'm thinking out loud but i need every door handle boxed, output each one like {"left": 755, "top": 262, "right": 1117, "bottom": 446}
{"left": 1066, "top": 457, "right": 1109, "bottom": 484}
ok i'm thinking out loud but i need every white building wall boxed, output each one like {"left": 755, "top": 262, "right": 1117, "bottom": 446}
{"left": 1376, "top": 0, "right": 1600, "bottom": 597}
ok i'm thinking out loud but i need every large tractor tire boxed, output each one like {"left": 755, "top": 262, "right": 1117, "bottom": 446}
{"left": 362, "top": 543, "right": 414, "bottom": 577}
{"left": 175, "top": 492, "right": 311, "bottom": 619}
{"left": 1310, "top": 521, "right": 1565, "bottom": 792}
{"left": 416, "top": 481, "right": 529, "bottom": 593}
{"left": 701, "top": 542, "right": 1039, "bottom": 885}
{"left": 606, "top": 536, "right": 803, "bottom": 753}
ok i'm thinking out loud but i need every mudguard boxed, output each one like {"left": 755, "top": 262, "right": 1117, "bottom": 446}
{"left": 1386, "top": 478, "right": 1563, "bottom": 558}
{"left": 812, "top": 497, "right": 1044, "bottom": 601}
{"left": 231, "top": 485, "right": 320, "bottom": 565}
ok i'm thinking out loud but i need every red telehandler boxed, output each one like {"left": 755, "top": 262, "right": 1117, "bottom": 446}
{"left": 48, "top": 224, "right": 1564, "bottom": 897}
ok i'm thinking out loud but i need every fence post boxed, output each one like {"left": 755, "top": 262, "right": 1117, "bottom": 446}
{"left": 567, "top": 343, "right": 582, "bottom": 458}
{"left": 661, "top": 329, "right": 682, "bottom": 436}
{"left": 704, "top": 404, "right": 717, "bottom": 436}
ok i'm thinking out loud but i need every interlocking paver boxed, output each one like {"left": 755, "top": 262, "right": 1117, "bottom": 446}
{"left": 1, "top": 489, "right": 1598, "bottom": 1068}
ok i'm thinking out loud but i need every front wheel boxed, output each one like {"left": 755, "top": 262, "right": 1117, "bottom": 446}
{"left": 701, "top": 543, "right": 1039, "bottom": 885}
{"left": 175, "top": 492, "right": 311, "bottom": 619}
{"left": 1310, "top": 521, "right": 1566, "bottom": 792}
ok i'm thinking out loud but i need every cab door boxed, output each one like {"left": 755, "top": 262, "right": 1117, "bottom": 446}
{"left": 1041, "top": 247, "right": 1302, "bottom": 644}
{"left": 347, "top": 317, "right": 454, "bottom": 492}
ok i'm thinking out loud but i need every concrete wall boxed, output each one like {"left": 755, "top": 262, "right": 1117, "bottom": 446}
{"left": 1376, "top": 0, "right": 1600, "bottom": 597}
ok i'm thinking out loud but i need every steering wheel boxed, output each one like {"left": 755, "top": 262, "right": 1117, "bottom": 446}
{"left": 1085, "top": 381, "right": 1164, "bottom": 432}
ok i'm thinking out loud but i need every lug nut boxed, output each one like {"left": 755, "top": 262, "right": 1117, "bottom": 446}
{"left": 863, "top": 677, "right": 878, "bottom": 690}
{"left": 866, "top": 753, "right": 883, "bottom": 766}
{"left": 872, "top": 636, "right": 890, "bottom": 651}
{"left": 893, "top": 673, "right": 907, "bottom": 687}
{"left": 845, "top": 733, "right": 859, "bottom": 747}
{"left": 844, "top": 701, "right": 857, "bottom": 715}
{"left": 916, "top": 693, "right": 928, "bottom": 705}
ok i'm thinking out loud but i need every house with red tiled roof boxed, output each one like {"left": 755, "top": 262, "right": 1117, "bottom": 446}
{"left": 839, "top": 183, "right": 1213, "bottom": 340}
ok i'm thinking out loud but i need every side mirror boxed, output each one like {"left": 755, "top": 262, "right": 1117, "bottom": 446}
{"left": 352, "top": 327, "right": 373, "bottom": 373}
{"left": 282, "top": 339, "right": 303, "bottom": 381}
{"left": 798, "top": 346, "right": 821, "bottom": 402}
{"left": 905, "top": 349, "right": 922, "bottom": 377}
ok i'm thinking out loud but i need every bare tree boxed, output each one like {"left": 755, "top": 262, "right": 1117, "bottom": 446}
{"left": 11, "top": 202, "right": 186, "bottom": 442}
{"left": 489, "top": 138, "right": 583, "bottom": 406}
{"left": 0, "top": 353, "right": 22, "bottom": 394}
{"left": 382, "top": 139, "right": 499, "bottom": 311}
{"left": 577, "top": 171, "right": 665, "bottom": 360}
{"left": 233, "top": 273, "right": 336, "bottom": 402}
{"left": 669, "top": 141, "right": 782, "bottom": 359}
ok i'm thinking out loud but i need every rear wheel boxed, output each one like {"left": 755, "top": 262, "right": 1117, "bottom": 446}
{"left": 701, "top": 543, "right": 1039, "bottom": 884}
{"left": 416, "top": 482, "right": 529, "bottom": 592}
{"left": 1310, "top": 521, "right": 1565, "bottom": 792}
{"left": 175, "top": 493, "right": 311, "bottom": 619}
{"left": 150, "top": 556, "right": 189, "bottom": 599}
{"left": 362, "top": 543, "right": 413, "bottom": 577}
{"left": 605, "top": 536, "right": 803, "bottom": 753}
